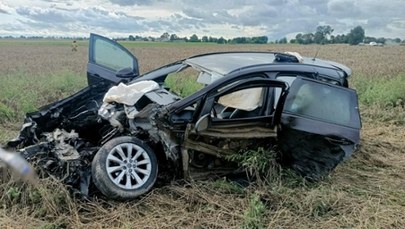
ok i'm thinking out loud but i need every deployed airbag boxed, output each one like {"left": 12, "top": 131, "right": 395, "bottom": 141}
{"left": 103, "top": 80, "right": 159, "bottom": 105}
{"left": 218, "top": 88, "right": 263, "bottom": 111}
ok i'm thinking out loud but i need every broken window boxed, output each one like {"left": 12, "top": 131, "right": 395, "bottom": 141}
{"left": 213, "top": 87, "right": 265, "bottom": 119}
{"left": 164, "top": 67, "right": 204, "bottom": 97}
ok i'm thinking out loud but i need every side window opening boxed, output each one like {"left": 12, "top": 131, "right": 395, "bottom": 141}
{"left": 94, "top": 39, "right": 133, "bottom": 71}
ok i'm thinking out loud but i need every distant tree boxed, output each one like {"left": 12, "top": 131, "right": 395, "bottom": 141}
{"left": 278, "top": 37, "right": 287, "bottom": 44}
{"left": 217, "top": 37, "right": 226, "bottom": 44}
{"left": 290, "top": 39, "right": 296, "bottom": 44}
{"left": 128, "top": 35, "right": 135, "bottom": 41}
{"left": 329, "top": 35, "right": 335, "bottom": 43}
{"left": 301, "top": 33, "right": 314, "bottom": 44}
{"left": 363, "top": 36, "right": 377, "bottom": 43}
{"left": 347, "top": 26, "right": 365, "bottom": 45}
{"left": 253, "top": 36, "right": 268, "bottom": 44}
{"left": 314, "top": 25, "right": 334, "bottom": 44}
{"left": 160, "top": 32, "right": 170, "bottom": 41}
{"left": 201, "top": 36, "right": 208, "bottom": 42}
{"left": 336, "top": 34, "right": 348, "bottom": 43}
{"left": 170, "top": 34, "right": 178, "bottom": 41}
{"left": 232, "top": 37, "right": 247, "bottom": 43}
{"left": 189, "top": 34, "right": 200, "bottom": 42}
{"left": 394, "top": 38, "right": 401, "bottom": 43}
{"left": 295, "top": 33, "right": 303, "bottom": 44}
{"left": 376, "top": 37, "right": 386, "bottom": 44}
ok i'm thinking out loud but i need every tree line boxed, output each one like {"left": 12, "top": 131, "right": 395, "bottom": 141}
{"left": 286, "top": 25, "right": 403, "bottom": 45}
{"left": 129, "top": 32, "right": 268, "bottom": 44}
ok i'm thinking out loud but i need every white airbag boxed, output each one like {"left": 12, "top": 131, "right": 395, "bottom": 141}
{"left": 218, "top": 88, "right": 263, "bottom": 111}
{"left": 103, "top": 80, "right": 159, "bottom": 105}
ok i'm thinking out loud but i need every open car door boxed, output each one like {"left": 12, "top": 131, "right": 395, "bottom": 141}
{"left": 278, "top": 77, "right": 361, "bottom": 180}
{"left": 87, "top": 33, "right": 139, "bottom": 85}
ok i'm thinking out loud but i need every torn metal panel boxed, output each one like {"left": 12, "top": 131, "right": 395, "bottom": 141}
{"left": 44, "top": 129, "right": 81, "bottom": 161}
{"left": 16, "top": 128, "right": 98, "bottom": 196}
{"left": 7, "top": 83, "right": 112, "bottom": 149}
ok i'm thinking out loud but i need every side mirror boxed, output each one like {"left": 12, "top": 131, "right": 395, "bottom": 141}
{"left": 116, "top": 67, "right": 136, "bottom": 79}
{"left": 195, "top": 114, "right": 210, "bottom": 133}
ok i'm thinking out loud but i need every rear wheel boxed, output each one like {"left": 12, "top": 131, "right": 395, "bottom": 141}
{"left": 92, "top": 136, "right": 158, "bottom": 200}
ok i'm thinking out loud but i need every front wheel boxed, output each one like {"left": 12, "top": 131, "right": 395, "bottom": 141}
{"left": 92, "top": 136, "right": 158, "bottom": 200}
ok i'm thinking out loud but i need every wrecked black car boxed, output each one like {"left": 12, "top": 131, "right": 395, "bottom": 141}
{"left": 6, "top": 34, "right": 361, "bottom": 200}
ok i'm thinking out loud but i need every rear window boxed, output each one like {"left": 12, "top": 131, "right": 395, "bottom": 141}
{"left": 284, "top": 79, "right": 361, "bottom": 128}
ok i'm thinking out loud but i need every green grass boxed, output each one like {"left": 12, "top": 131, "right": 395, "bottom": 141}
{"left": 164, "top": 70, "right": 204, "bottom": 97}
{"left": 0, "top": 70, "right": 86, "bottom": 123}
{"left": 242, "top": 194, "right": 266, "bottom": 229}
{"left": 352, "top": 73, "right": 405, "bottom": 107}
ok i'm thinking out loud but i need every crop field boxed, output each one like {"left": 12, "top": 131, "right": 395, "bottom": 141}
{"left": 0, "top": 40, "right": 404, "bottom": 228}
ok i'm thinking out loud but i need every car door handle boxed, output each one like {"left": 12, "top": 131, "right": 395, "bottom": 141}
{"left": 324, "top": 136, "right": 353, "bottom": 145}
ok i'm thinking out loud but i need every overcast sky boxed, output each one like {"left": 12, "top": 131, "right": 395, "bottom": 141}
{"left": 0, "top": 0, "right": 404, "bottom": 40}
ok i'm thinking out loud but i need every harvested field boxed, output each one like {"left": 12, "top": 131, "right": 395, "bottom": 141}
{"left": 0, "top": 40, "right": 404, "bottom": 228}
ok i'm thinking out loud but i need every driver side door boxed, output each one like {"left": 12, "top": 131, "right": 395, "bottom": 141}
{"left": 87, "top": 33, "right": 139, "bottom": 85}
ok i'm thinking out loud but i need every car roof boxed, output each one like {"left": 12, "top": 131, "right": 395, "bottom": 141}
{"left": 184, "top": 52, "right": 351, "bottom": 77}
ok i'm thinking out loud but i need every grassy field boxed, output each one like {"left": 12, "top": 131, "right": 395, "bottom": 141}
{"left": 0, "top": 40, "right": 404, "bottom": 228}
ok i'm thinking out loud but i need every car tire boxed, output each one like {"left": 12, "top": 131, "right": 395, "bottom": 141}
{"left": 92, "top": 136, "right": 158, "bottom": 200}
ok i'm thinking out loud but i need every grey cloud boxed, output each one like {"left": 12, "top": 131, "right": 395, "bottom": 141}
{"left": 109, "top": 0, "right": 158, "bottom": 6}
{"left": 0, "top": 8, "right": 9, "bottom": 14}
{"left": 4, "top": 0, "right": 405, "bottom": 39}
{"left": 1, "top": 22, "right": 28, "bottom": 31}
{"left": 16, "top": 7, "right": 72, "bottom": 23}
{"left": 176, "top": 0, "right": 245, "bottom": 8}
{"left": 15, "top": 6, "right": 147, "bottom": 33}
{"left": 182, "top": 8, "right": 234, "bottom": 25}
{"left": 390, "top": 20, "right": 405, "bottom": 29}
{"left": 367, "top": 17, "right": 391, "bottom": 28}
{"left": 182, "top": 8, "right": 208, "bottom": 20}
{"left": 327, "top": 0, "right": 360, "bottom": 17}
{"left": 179, "top": 0, "right": 329, "bottom": 37}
